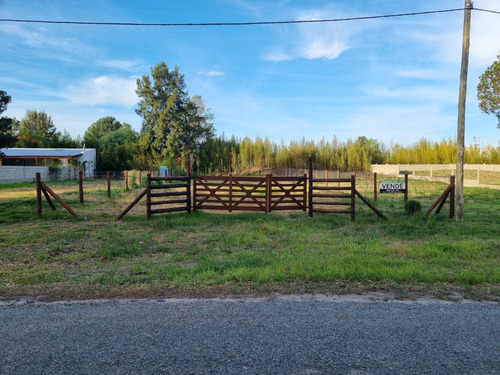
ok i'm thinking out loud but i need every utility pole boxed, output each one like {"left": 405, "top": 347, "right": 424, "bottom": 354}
{"left": 455, "top": 0, "right": 473, "bottom": 222}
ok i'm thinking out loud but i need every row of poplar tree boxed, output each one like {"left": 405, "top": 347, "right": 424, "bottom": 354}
{"left": 197, "top": 135, "right": 499, "bottom": 173}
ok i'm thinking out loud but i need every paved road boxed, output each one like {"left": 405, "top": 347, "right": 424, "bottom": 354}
{"left": 1, "top": 295, "right": 499, "bottom": 375}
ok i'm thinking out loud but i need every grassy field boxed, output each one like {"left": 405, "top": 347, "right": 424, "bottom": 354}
{"left": 1, "top": 176, "right": 499, "bottom": 301}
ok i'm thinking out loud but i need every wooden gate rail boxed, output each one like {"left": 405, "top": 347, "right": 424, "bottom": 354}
{"left": 231, "top": 175, "right": 268, "bottom": 212}
{"left": 308, "top": 175, "right": 356, "bottom": 220}
{"left": 193, "top": 174, "right": 269, "bottom": 212}
{"left": 307, "top": 157, "right": 386, "bottom": 221}
{"left": 269, "top": 176, "right": 307, "bottom": 212}
{"left": 354, "top": 190, "right": 387, "bottom": 220}
{"left": 147, "top": 174, "right": 191, "bottom": 218}
{"left": 193, "top": 175, "right": 232, "bottom": 211}
{"left": 193, "top": 174, "right": 307, "bottom": 213}
{"left": 116, "top": 188, "right": 147, "bottom": 220}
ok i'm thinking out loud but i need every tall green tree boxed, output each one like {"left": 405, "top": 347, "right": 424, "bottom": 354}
{"left": 84, "top": 116, "right": 122, "bottom": 148}
{"left": 180, "top": 95, "right": 214, "bottom": 155}
{"left": 477, "top": 53, "right": 500, "bottom": 128}
{"left": 98, "top": 125, "right": 139, "bottom": 171}
{"left": 84, "top": 116, "right": 138, "bottom": 171}
{"left": 0, "top": 90, "right": 16, "bottom": 148}
{"left": 50, "top": 130, "right": 82, "bottom": 148}
{"left": 16, "top": 110, "right": 58, "bottom": 147}
{"left": 136, "top": 62, "right": 214, "bottom": 168}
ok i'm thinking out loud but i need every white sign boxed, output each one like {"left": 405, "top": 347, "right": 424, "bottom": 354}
{"left": 380, "top": 180, "right": 406, "bottom": 193}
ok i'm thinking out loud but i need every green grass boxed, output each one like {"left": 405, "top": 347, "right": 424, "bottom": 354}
{"left": 0, "top": 178, "right": 499, "bottom": 301}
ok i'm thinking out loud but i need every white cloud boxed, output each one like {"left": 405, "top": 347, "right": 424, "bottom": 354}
{"left": 264, "top": 8, "right": 359, "bottom": 62}
{"left": 62, "top": 76, "right": 138, "bottom": 107}
{"left": 296, "top": 10, "right": 355, "bottom": 60}
{"left": 300, "top": 37, "right": 348, "bottom": 60}
{"left": 0, "top": 23, "right": 75, "bottom": 49}
{"left": 198, "top": 71, "right": 226, "bottom": 77}
{"left": 394, "top": 69, "right": 447, "bottom": 80}
{"left": 469, "top": 7, "right": 500, "bottom": 67}
{"left": 263, "top": 50, "right": 292, "bottom": 62}
{"left": 402, "top": 2, "right": 500, "bottom": 69}
{"left": 364, "top": 85, "right": 457, "bottom": 104}
{"left": 99, "top": 59, "right": 144, "bottom": 71}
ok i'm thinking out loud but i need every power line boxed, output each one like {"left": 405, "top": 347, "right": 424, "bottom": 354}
{"left": 474, "top": 8, "right": 500, "bottom": 15}
{"left": 0, "top": 8, "right": 473, "bottom": 27}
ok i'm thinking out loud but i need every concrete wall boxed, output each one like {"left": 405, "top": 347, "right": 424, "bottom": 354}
{"left": 371, "top": 164, "right": 500, "bottom": 174}
{"left": 0, "top": 166, "right": 82, "bottom": 184}
{"left": 370, "top": 164, "right": 500, "bottom": 189}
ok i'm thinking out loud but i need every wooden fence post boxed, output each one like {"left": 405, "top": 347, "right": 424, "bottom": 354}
{"left": 107, "top": 171, "right": 111, "bottom": 198}
{"left": 36, "top": 172, "right": 42, "bottom": 216}
{"left": 116, "top": 188, "right": 147, "bottom": 220}
{"left": 374, "top": 172, "right": 378, "bottom": 201}
{"left": 308, "top": 157, "right": 313, "bottom": 217}
{"left": 125, "top": 170, "right": 129, "bottom": 191}
{"left": 192, "top": 174, "right": 197, "bottom": 212}
{"left": 138, "top": 170, "right": 142, "bottom": 187}
{"left": 78, "top": 170, "right": 84, "bottom": 204}
{"left": 303, "top": 173, "right": 307, "bottom": 212}
{"left": 39, "top": 183, "right": 77, "bottom": 217}
{"left": 229, "top": 174, "right": 233, "bottom": 212}
{"left": 146, "top": 173, "right": 151, "bottom": 219}
{"left": 187, "top": 155, "right": 192, "bottom": 214}
{"left": 450, "top": 175, "right": 456, "bottom": 217}
{"left": 404, "top": 173, "right": 408, "bottom": 204}
{"left": 265, "top": 174, "right": 271, "bottom": 213}
{"left": 351, "top": 174, "right": 356, "bottom": 221}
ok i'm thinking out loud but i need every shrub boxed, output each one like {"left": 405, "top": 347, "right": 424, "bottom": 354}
{"left": 404, "top": 200, "right": 421, "bottom": 215}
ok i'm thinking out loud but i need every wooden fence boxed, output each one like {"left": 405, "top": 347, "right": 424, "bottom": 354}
{"left": 309, "top": 174, "right": 356, "bottom": 220}
{"left": 192, "top": 174, "right": 307, "bottom": 213}
{"left": 269, "top": 176, "right": 307, "bottom": 212}
{"left": 307, "top": 157, "right": 386, "bottom": 220}
{"left": 117, "top": 174, "right": 191, "bottom": 220}
{"left": 117, "top": 160, "right": 388, "bottom": 220}
{"left": 147, "top": 175, "right": 191, "bottom": 218}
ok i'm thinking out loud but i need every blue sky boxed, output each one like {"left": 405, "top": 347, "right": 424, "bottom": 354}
{"left": 1, "top": 0, "right": 500, "bottom": 147}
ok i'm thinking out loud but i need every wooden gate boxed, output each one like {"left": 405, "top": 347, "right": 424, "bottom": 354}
{"left": 146, "top": 174, "right": 191, "bottom": 218}
{"left": 269, "top": 175, "right": 307, "bottom": 212}
{"left": 193, "top": 175, "right": 269, "bottom": 212}
{"left": 308, "top": 173, "right": 356, "bottom": 220}
{"left": 307, "top": 157, "right": 386, "bottom": 220}
{"left": 193, "top": 174, "right": 307, "bottom": 213}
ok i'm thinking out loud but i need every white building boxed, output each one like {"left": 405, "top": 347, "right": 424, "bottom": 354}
{"left": 0, "top": 148, "right": 96, "bottom": 183}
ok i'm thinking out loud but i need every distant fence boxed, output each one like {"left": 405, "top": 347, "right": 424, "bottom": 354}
{"left": 370, "top": 164, "right": 500, "bottom": 189}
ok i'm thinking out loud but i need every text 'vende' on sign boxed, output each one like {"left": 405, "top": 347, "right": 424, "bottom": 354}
{"left": 379, "top": 180, "right": 406, "bottom": 194}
